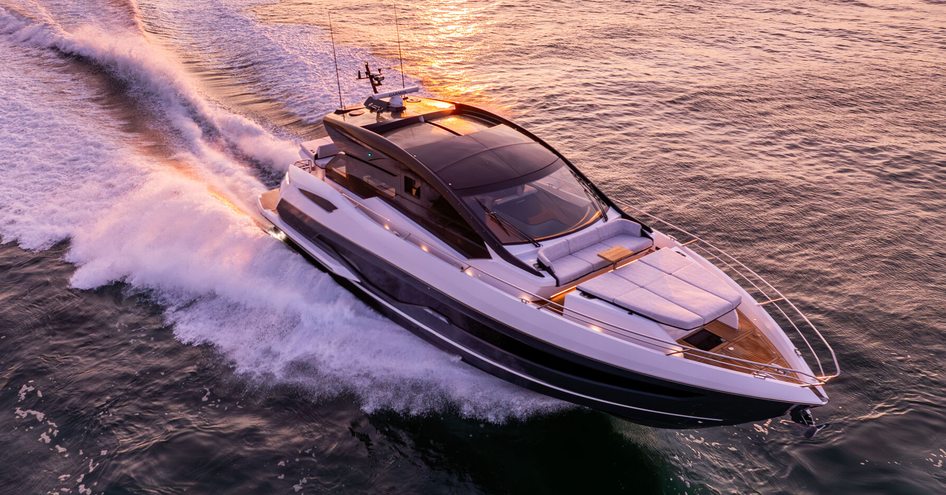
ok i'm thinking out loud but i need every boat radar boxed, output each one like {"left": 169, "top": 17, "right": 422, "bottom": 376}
{"left": 329, "top": 2, "right": 413, "bottom": 112}
{"left": 364, "top": 85, "right": 419, "bottom": 112}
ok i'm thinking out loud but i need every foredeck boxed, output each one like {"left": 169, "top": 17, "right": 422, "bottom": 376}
{"left": 680, "top": 311, "right": 804, "bottom": 384}
{"left": 542, "top": 251, "right": 802, "bottom": 384}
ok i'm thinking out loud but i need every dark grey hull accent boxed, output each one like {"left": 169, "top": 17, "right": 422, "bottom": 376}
{"left": 275, "top": 201, "right": 809, "bottom": 428}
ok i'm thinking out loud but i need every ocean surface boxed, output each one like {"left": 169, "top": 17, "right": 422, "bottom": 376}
{"left": 1, "top": 0, "right": 944, "bottom": 493}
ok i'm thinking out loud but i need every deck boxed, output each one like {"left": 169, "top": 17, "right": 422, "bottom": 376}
{"left": 680, "top": 311, "right": 803, "bottom": 384}
{"left": 544, "top": 247, "right": 657, "bottom": 308}
{"left": 539, "top": 251, "right": 802, "bottom": 383}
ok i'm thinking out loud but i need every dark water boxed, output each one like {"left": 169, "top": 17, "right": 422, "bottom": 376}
{"left": 1, "top": 0, "right": 945, "bottom": 493}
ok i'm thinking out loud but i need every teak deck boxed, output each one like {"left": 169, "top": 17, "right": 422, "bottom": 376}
{"left": 597, "top": 245, "right": 636, "bottom": 264}
{"left": 681, "top": 311, "right": 803, "bottom": 383}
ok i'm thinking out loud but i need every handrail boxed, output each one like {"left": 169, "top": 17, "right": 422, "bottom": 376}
{"left": 611, "top": 198, "right": 841, "bottom": 383}
{"left": 327, "top": 187, "right": 839, "bottom": 386}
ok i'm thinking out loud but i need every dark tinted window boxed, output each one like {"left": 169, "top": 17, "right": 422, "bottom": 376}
{"left": 404, "top": 176, "right": 421, "bottom": 199}
{"left": 325, "top": 154, "right": 489, "bottom": 258}
{"left": 392, "top": 182, "right": 489, "bottom": 259}
{"left": 463, "top": 165, "right": 603, "bottom": 243}
{"left": 326, "top": 153, "right": 396, "bottom": 199}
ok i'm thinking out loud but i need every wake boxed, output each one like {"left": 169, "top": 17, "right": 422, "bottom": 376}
{"left": 0, "top": 4, "right": 566, "bottom": 420}
{"left": 0, "top": 6, "right": 296, "bottom": 191}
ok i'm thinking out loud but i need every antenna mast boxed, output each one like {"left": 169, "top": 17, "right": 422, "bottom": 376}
{"left": 328, "top": 10, "right": 344, "bottom": 110}
{"left": 393, "top": 2, "right": 406, "bottom": 88}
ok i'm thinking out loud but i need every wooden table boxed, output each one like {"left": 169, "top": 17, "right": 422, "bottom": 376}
{"left": 597, "top": 245, "right": 635, "bottom": 264}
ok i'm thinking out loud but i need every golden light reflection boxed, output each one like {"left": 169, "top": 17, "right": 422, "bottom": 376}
{"left": 252, "top": 0, "right": 509, "bottom": 113}
{"left": 424, "top": 1, "right": 479, "bottom": 40}
{"left": 424, "top": 99, "right": 455, "bottom": 109}
{"left": 405, "top": 0, "right": 506, "bottom": 108}
{"left": 158, "top": 154, "right": 253, "bottom": 221}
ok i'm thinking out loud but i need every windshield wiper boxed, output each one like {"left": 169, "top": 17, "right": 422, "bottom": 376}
{"left": 475, "top": 199, "right": 541, "bottom": 247}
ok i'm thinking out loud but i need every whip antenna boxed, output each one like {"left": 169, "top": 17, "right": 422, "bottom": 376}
{"left": 328, "top": 10, "right": 344, "bottom": 110}
{"left": 393, "top": 2, "right": 406, "bottom": 88}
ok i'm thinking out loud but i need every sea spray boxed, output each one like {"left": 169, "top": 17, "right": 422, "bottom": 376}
{"left": 0, "top": 6, "right": 298, "bottom": 176}
{"left": 0, "top": 13, "right": 566, "bottom": 421}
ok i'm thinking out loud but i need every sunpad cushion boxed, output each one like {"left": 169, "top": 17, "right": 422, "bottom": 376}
{"left": 577, "top": 248, "right": 743, "bottom": 329}
{"left": 643, "top": 276, "right": 732, "bottom": 323}
{"left": 579, "top": 273, "right": 638, "bottom": 300}
{"left": 673, "top": 263, "right": 742, "bottom": 306}
{"left": 639, "top": 248, "right": 690, "bottom": 273}
{"left": 615, "top": 287, "right": 703, "bottom": 329}
{"left": 613, "top": 260, "right": 664, "bottom": 286}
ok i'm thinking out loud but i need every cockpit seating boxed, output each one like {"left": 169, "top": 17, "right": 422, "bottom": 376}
{"left": 537, "top": 219, "right": 653, "bottom": 285}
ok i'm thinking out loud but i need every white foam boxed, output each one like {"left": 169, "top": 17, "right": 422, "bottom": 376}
{"left": 17, "top": 384, "right": 35, "bottom": 401}
{"left": 0, "top": 6, "right": 297, "bottom": 174}
{"left": 0, "top": 34, "right": 139, "bottom": 249}
{"left": 62, "top": 168, "right": 562, "bottom": 419}
{"left": 0, "top": 12, "right": 566, "bottom": 420}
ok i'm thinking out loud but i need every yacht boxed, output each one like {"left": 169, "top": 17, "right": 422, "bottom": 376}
{"left": 257, "top": 81, "right": 839, "bottom": 429}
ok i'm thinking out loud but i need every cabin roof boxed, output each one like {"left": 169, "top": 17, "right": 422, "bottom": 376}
{"left": 405, "top": 123, "right": 563, "bottom": 194}
{"left": 325, "top": 97, "right": 563, "bottom": 194}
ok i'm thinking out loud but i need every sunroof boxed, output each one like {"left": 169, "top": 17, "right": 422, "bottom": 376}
{"left": 383, "top": 122, "right": 455, "bottom": 148}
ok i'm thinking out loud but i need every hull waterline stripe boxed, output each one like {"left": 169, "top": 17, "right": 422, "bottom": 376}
{"left": 353, "top": 281, "right": 724, "bottom": 423}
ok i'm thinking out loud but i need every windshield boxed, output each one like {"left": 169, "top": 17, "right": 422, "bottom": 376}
{"left": 463, "top": 165, "right": 603, "bottom": 244}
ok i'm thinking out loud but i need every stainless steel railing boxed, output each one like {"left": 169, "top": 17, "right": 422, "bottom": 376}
{"left": 328, "top": 187, "right": 839, "bottom": 386}
{"left": 612, "top": 198, "right": 841, "bottom": 383}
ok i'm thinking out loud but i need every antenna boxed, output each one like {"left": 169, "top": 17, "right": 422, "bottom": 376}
{"left": 393, "top": 2, "right": 406, "bottom": 88}
{"left": 328, "top": 10, "right": 344, "bottom": 110}
{"left": 357, "top": 62, "right": 385, "bottom": 93}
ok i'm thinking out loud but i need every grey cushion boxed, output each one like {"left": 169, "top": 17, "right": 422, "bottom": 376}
{"left": 537, "top": 219, "right": 653, "bottom": 284}
{"left": 551, "top": 255, "right": 594, "bottom": 283}
{"left": 599, "top": 218, "right": 642, "bottom": 238}
{"left": 639, "top": 248, "right": 690, "bottom": 273}
{"left": 537, "top": 240, "right": 570, "bottom": 267}
{"left": 642, "top": 276, "right": 732, "bottom": 323}
{"left": 576, "top": 248, "right": 742, "bottom": 330}
{"left": 572, "top": 245, "right": 612, "bottom": 270}
{"left": 673, "top": 263, "right": 742, "bottom": 306}
{"left": 602, "top": 234, "right": 653, "bottom": 254}
{"left": 614, "top": 287, "right": 703, "bottom": 330}
{"left": 613, "top": 261, "right": 664, "bottom": 285}
{"left": 566, "top": 228, "right": 602, "bottom": 253}
{"left": 579, "top": 272, "right": 638, "bottom": 301}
